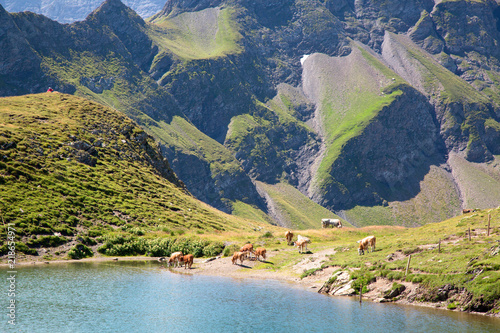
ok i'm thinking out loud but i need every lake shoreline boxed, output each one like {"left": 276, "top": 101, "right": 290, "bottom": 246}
{"left": 4, "top": 252, "right": 499, "bottom": 319}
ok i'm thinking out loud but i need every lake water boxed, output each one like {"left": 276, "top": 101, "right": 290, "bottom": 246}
{"left": 1, "top": 261, "right": 499, "bottom": 332}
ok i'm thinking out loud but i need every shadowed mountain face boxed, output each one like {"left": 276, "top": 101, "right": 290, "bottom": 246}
{"left": 1, "top": 0, "right": 500, "bottom": 228}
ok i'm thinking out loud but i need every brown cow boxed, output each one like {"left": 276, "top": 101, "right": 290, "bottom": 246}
{"left": 179, "top": 254, "right": 194, "bottom": 269}
{"left": 285, "top": 230, "right": 294, "bottom": 245}
{"left": 232, "top": 251, "right": 247, "bottom": 265}
{"left": 240, "top": 243, "right": 254, "bottom": 258}
{"left": 357, "top": 236, "right": 376, "bottom": 255}
{"left": 168, "top": 251, "right": 183, "bottom": 267}
{"left": 462, "top": 209, "right": 476, "bottom": 214}
{"left": 254, "top": 247, "right": 267, "bottom": 261}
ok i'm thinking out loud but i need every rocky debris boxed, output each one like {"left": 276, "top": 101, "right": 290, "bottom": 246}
{"left": 0, "top": 141, "right": 16, "bottom": 150}
{"left": 319, "top": 270, "right": 355, "bottom": 296}
{"left": 68, "top": 140, "right": 98, "bottom": 167}
{"left": 383, "top": 284, "right": 406, "bottom": 299}
{"left": 79, "top": 77, "right": 115, "bottom": 94}
{"left": 203, "top": 256, "right": 220, "bottom": 263}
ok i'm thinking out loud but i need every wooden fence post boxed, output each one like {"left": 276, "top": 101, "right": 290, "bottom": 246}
{"left": 468, "top": 227, "right": 471, "bottom": 241}
{"left": 405, "top": 254, "right": 412, "bottom": 277}
{"left": 359, "top": 285, "right": 363, "bottom": 304}
{"left": 438, "top": 239, "right": 441, "bottom": 253}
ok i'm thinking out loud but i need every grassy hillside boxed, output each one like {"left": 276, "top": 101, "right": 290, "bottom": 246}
{"left": 448, "top": 153, "right": 500, "bottom": 209}
{"left": 302, "top": 43, "right": 406, "bottom": 194}
{"left": 148, "top": 6, "right": 243, "bottom": 60}
{"left": 151, "top": 115, "right": 245, "bottom": 177}
{"left": 255, "top": 181, "right": 352, "bottom": 229}
{"left": 344, "top": 165, "right": 462, "bottom": 227}
{"left": 385, "top": 33, "right": 489, "bottom": 105}
{"left": 0, "top": 93, "right": 261, "bottom": 259}
{"left": 322, "top": 206, "right": 500, "bottom": 313}
{"left": 245, "top": 207, "right": 500, "bottom": 314}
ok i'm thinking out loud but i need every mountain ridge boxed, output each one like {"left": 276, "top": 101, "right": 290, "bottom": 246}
{"left": 1, "top": 0, "right": 500, "bottom": 228}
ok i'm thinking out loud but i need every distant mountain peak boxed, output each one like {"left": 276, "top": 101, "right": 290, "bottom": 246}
{"left": 87, "top": 0, "right": 144, "bottom": 26}
{"left": 0, "top": 3, "right": 7, "bottom": 16}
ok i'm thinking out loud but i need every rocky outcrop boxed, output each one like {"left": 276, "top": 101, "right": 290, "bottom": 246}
{"left": 313, "top": 84, "right": 444, "bottom": 209}
{"left": 80, "top": 76, "right": 115, "bottom": 93}
{"left": 86, "top": 0, "right": 157, "bottom": 72}
{"left": 319, "top": 270, "right": 355, "bottom": 296}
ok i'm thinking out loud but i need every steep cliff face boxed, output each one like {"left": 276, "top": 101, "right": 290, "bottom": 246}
{"left": 0, "top": 6, "right": 45, "bottom": 95}
{"left": 2, "top": 0, "right": 500, "bottom": 227}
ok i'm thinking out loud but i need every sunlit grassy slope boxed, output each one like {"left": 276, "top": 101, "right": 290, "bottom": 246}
{"left": 255, "top": 181, "right": 353, "bottom": 230}
{"left": 0, "top": 93, "right": 260, "bottom": 256}
{"left": 148, "top": 6, "right": 243, "bottom": 60}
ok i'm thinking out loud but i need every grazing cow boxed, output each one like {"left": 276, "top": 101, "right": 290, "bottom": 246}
{"left": 322, "top": 218, "right": 342, "bottom": 228}
{"left": 254, "top": 248, "right": 267, "bottom": 261}
{"left": 232, "top": 251, "right": 247, "bottom": 265}
{"left": 357, "top": 236, "right": 376, "bottom": 255}
{"left": 462, "top": 209, "right": 476, "bottom": 214}
{"left": 168, "top": 251, "right": 183, "bottom": 267}
{"left": 285, "top": 230, "right": 294, "bottom": 245}
{"left": 240, "top": 243, "right": 254, "bottom": 258}
{"left": 295, "top": 236, "right": 311, "bottom": 253}
{"left": 180, "top": 254, "right": 194, "bottom": 269}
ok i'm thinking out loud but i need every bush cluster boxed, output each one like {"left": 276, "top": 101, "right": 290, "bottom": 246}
{"left": 68, "top": 243, "right": 94, "bottom": 259}
{"left": 96, "top": 235, "right": 224, "bottom": 258}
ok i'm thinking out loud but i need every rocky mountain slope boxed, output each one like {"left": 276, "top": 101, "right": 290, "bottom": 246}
{"left": 1, "top": 0, "right": 500, "bottom": 228}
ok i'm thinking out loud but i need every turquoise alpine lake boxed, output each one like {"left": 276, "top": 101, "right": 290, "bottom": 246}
{"left": 1, "top": 261, "right": 499, "bottom": 332}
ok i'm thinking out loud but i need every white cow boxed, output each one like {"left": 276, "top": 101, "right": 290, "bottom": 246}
{"left": 295, "top": 235, "right": 311, "bottom": 253}
{"left": 322, "top": 219, "right": 342, "bottom": 228}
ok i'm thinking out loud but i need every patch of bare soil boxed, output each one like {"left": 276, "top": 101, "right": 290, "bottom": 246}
{"left": 165, "top": 247, "right": 340, "bottom": 291}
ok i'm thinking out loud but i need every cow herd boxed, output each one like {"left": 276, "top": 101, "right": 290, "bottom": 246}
{"left": 159, "top": 252, "right": 194, "bottom": 269}
{"left": 232, "top": 245, "right": 267, "bottom": 265}
{"left": 161, "top": 219, "right": 377, "bottom": 270}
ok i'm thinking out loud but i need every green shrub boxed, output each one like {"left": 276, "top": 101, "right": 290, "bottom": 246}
{"left": 53, "top": 225, "right": 75, "bottom": 236}
{"left": 261, "top": 231, "right": 273, "bottom": 238}
{"left": 301, "top": 268, "right": 322, "bottom": 279}
{"left": 15, "top": 242, "right": 38, "bottom": 256}
{"left": 387, "top": 270, "right": 404, "bottom": 281}
{"left": 27, "top": 236, "right": 67, "bottom": 248}
{"left": 68, "top": 244, "right": 94, "bottom": 259}
{"left": 87, "top": 228, "right": 103, "bottom": 237}
{"left": 222, "top": 244, "right": 239, "bottom": 257}
{"left": 96, "top": 236, "right": 223, "bottom": 258}
{"left": 203, "top": 242, "right": 224, "bottom": 257}
{"left": 129, "top": 227, "right": 145, "bottom": 236}
{"left": 351, "top": 270, "right": 376, "bottom": 294}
